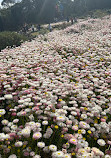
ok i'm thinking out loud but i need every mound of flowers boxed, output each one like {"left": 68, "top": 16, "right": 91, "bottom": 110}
{"left": 0, "top": 15, "right": 111, "bottom": 158}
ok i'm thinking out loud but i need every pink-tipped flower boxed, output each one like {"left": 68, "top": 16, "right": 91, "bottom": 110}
{"left": 69, "top": 138, "right": 78, "bottom": 145}
{"left": 33, "top": 132, "right": 42, "bottom": 140}
{"left": 72, "top": 125, "right": 78, "bottom": 131}
{"left": 11, "top": 112, "right": 17, "bottom": 116}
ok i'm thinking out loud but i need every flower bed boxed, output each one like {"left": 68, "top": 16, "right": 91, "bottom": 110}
{"left": 0, "top": 15, "right": 111, "bottom": 158}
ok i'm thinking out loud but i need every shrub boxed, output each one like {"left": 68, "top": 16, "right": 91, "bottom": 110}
{"left": 0, "top": 31, "right": 28, "bottom": 51}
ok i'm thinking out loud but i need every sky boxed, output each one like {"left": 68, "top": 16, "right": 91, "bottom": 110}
{"left": 0, "top": 0, "right": 2, "bottom": 6}
{"left": 0, "top": 0, "right": 22, "bottom": 7}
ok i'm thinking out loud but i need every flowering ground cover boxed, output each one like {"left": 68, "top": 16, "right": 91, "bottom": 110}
{"left": 0, "top": 15, "right": 111, "bottom": 158}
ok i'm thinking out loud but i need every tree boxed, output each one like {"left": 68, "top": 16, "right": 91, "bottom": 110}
{"left": 1, "top": 0, "right": 17, "bottom": 8}
{"left": 0, "top": 0, "right": 111, "bottom": 32}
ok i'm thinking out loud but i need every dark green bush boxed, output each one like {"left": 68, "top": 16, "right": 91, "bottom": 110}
{"left": 0, "top": 31, "right": 28, "bottom": 51}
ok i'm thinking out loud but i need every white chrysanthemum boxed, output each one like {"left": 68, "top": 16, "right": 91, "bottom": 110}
{"left": 46, "top": 128, "right": 53, "bottom": 134}
{"left": 22, "top": 128, "right": 31, "bottom": 138}
{"left": 8, "top": 154, "right": 17, "bottom": 158}
{"left": 97, "top": 139, "right": 106, "bottom": 146}
{"left": 8, "top": 122, "right": 13, "bottom": 127}
{"left": 0, "top": 133, "right": 6, "bottom": 141}
{"left": 52, "top": 151, "right": 64, "bottom": 158}
{"left": 0, "top": 109, "right": 6, "bottom": 115}
{"left": 15, "top": 141, "right": 23, "bottom": 147}
{"left": 43, "top": 133, "right": 51, "bottom": 139}
{"left": 29, "top": 114, "right": 34, "bottom": 121}
{"left": 35, "top": 122, "right": 41, "bottom": 128}
{"left": 87, "top": 153, "right": 94, "bottom": 158}
{"left": 81, "top": 114, "right": 87, "bottom": 119}
{"left": 3, "top": 127, "right": 10, "bottom": 133}
{"left": 56, "top": 116, "right": 66, "bottom": 122}
{"left": 11, "top": 125, "right": 18, "bottom": 130}
{"left": 49, "top": 144, "right": 57, "bottom": 152}
{"left": 78, "top": 148, "right": 87, "bottom": 155}
{"left": 4, "top": 134, "right": 10, "bottom": 140}
{"left": 37, "top": 142, "right": 45, "bottom": 148}
{"left": 13, "top": 119, "right": 19, "bottom": 123}
{"left": 1, "top": 119, "right": 9, "bottom": 125}
{"left": 4, "top": 94, "right": 13, "bottom": 99}
{"left": 33, "top": 155, "right": 41, "bottom": 158}
{"left": 29, "top": 121, "right": 36, "bottom": 126}
{"left": 18, "top": 99, "right": 24, "bottom": 104}
{"left": 42, "top": 121, "right": 48, "bottom": 125}
{"left": 82, "top": 154, "right": 89, "bottom": 158}
{"left": 43, "top": 146, "right": 50, "bottom": 153}
{"left": 105, "top": 155, "right": 111, "bottom": 158}
{"left": 84, "top": 147, "right": 91, "bottom": 152}
{"left": 64, "top": 154, "right": 71, "bottom": 158}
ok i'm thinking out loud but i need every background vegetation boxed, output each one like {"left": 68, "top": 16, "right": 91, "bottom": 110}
{"left": 0, "top": 31, "right": 28, "bottom": 51}
{"left": 0, "top": 0, "right": 111, "bottom": 51}
{"left": 0, "top": 0, "right": 111, "bottom": 31}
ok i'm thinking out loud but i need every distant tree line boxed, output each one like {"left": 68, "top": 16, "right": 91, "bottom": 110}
{"left": 0, "top": 0, "right": 111, "bottom": 31}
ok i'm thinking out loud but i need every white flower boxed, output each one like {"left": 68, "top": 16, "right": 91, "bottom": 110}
{"left": 49, "top": 145, "right": 57, "bottom": 152}
{"left": 56, "top": 116, "right": 66, "bottom": 122}
{"left": 18, "top": 99, "right": 24, "bottom": 104}
{"left": 0, "top": 109, "right": 6, "bottom": 115}
{"left": 1, "top": 119, "right": 9, "bottom": 125}
{"left": 87, "top": 153, "right": 94, "bottom": 158}
{"left": 52, "top": 151, "right": 64, "bottom": 158}
{"left": 22, "top": 128, "right": 31, "bottom": 138}
{"left": 84, "top": 147, "right": 91, "bottom": 152}
{"left": 105, "top": 155, "right": 111, "bottom": 158}
{"left": 81, "top": 114, "right": 87, "bottom": 119}
{"left": 97, "top": 139, "right": 106, "bottom": 146}
{"left": 4, "top": 134, "right": 10, "bottom": 140}
{"left": 29, "top": 114, "right": 34, "bottom": 121}
{"left": 8, "top": 154, "right": 17, "bottom": 158}
{"left": 13, "top": 119, "right": 19, "bottom": 123}
{"left": 0, "top": 133, "right": 7, "bottom": 141}
{"left": 8, "top": 122, "right": 13, "bottom": 127}
{"left": 77, "top": 140, "right": 88, "bottom": 148}
{"left": 29, "top": 121, "right": 36, "bottom": 126}
{"left": 4, "top": 94, "right": 13, "bottom": 99}
{"left": 35, "top": 122, "right": 41, "bottom": 128}
{"left": 64, "top": 154, "right": 71, "bottom": 158}
{"left": 37, "top": 142, "right": 45, "bottom": 148}
{"left": 46, "top": 128, "right": 53, "bottom": 134}
{"left": 42, "top": 121, "right": 48, "bottom": 125}
{"left": 33, "top": 155, "right": 41, "bottom": 158}
{"left": 11, "top": 125, "right": 18, "bottom": 130}
{"left": 43, "top": 146, "right": 50, "bottom": 153}
{"left": 43, "top": 133, "right": 51, "bottom": 139}
{"left": 82, "top": 154, "right": 89, "bottom": 158}
{"left": 15, "top": 141, "right": 23, "bottom": 147}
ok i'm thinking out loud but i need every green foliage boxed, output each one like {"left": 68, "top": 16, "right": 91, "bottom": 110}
{"left": 91, "top": 9, "right": 111, "bottom": 18}
{"left": 0, "top": 31, "right": 28, "bottom": 51}
{"left": 53, "top": 22, "right": 71, "bottom": 30}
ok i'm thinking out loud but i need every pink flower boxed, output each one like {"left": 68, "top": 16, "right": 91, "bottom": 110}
{"left": 72, "top": 125, "right": 78, "bottom": 131}
{"left": 69, "top": 138, "right": 78, "bottom": 145}
{"left": 66, "top": 120, "right": 72, "bottom": 125}
{"left": 21, "top": 111, "right": 26, "bottom": 116}
{"left": 101, "top": 118, "right": 106, "bottom": 122}
{"left": 33, "top": 132, "right": 42, "bottom": 140}
{"left": 23, "top": 151, "right": 29, "bottom": 156}
{"left": 107, "top": 140, "right": 111, "bottom": 145}
{"left": 11, "top": 112, "right": 16, "bottom": 116}
{"left": 32, "top": 106, "right": 39, "bottom": 111}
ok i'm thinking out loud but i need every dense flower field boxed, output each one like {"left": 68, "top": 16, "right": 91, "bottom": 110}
{"left": 0, "top": 15, "right": 111, "bottom": 158}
